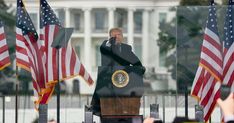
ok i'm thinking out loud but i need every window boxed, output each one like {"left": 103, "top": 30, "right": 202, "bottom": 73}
{"left": 134, "top": 11, "right": 142, "bottom": 33}
{"left": 159, "top": 12, "right": 167, "bottom": 23}
{"left": 57, "top": 9, "right": 65, "bottom": 26}
{"left": 73, "top": 79, "right": 80, "bottom": 94}
{"left": 72, "top": 10, "right": 84, "bottom": 33}
{"left": 115, "top": 9, "right": 127, "bottom": 32}
{"left": 94, "top": 10, "right": 106, "bottom": 31}
{"left": 74, "top": 13, "right": 81, "bottom": 31}
{"left": 29, "top": 13, "right": 38, "bottom": 30}
{"left": 95, "top": 45, "right": 101, "bottom": 66}
{"left": 75, "top": 45, "right": 81, "bottom": 60}
{"left": 134, "top": 40, "right": 142, "bottom": 61}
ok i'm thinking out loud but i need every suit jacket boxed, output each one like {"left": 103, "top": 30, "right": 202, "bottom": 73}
{"left": 100, "top": 40, "right": 142, "bottom": 66}
{"left": 227, "top": 120, "right": 234, "bottom": 123}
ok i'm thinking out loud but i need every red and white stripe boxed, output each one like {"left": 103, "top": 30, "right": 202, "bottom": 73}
{"left": 39, "top": 25, "right": 93, "bottom": 103}
{"left": 199, "top": 72, "right": 221, "bottom": 122}
{"left": 200, "top": 28, "right": 223, "bottom": 81}
{"left": 16, "top": 27, "right": 46, "bottom": 102}
{"left": 41, "top": 25, "right": 93, "bottom": 85}
{"left": 191, "top": 66, "right": 205, "bottom": 98}
{"left": 191, "top": 26, "right": 222, "bottom": 122}
{"left": 191, "top": 66, "right": 221, "bottom": 122}
{"left": 223, "top": 40, "right": 234, "bottom": 86}
{"left": 0, "top": 26, "right": 10, "bottom": 70}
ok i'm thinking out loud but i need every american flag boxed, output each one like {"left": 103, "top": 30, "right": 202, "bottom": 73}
{"left": 191, "top": 2, "right": 222, "bottom": 122}
{"left": 15, "top": 0, "right": 46, "bottom": 105}
{"left": 223, "top": 0, "right": 234, "bottom": 91}
{"left": 0, "top": 21, "right": 10, "bottom": 70}
{"left": 39, "top": 0, "right": 93, "bottom": 103}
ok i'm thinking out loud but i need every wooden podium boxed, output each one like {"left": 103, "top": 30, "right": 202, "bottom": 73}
{"left": 100, "top": 97, "right": 141, "bottom": 115}
{"left": 91, "top": 66, "right": 144, "bottom": 122}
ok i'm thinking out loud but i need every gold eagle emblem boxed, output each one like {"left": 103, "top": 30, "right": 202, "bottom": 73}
{"left": 111, "top": 70, "right": 129, "bottom": 88}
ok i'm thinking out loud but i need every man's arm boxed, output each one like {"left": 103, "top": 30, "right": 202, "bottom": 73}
{"left": 100, "top": 37, "right": 117, "bottom": 54}
{"left": 100, "top": 40, "right": 111, "bottom": 55}
{"left": 125, "top": 45, "right": 143, "bottom": 66}
{"left": 121, "top": 45, "right": 146, "bottom": 73}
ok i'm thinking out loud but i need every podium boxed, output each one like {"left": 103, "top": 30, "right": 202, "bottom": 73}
{"left": 92, "top": 66, "right": 144, "bottom": 123}
{"left": 100, "top": 97, "right": 141, "bottom": 115}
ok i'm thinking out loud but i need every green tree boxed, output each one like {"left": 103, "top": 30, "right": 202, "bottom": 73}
{"left": 157, "top": 0, "right": 226, "bottom": 93}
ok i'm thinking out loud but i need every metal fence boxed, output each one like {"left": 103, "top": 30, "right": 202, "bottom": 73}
{"left": 0, "top": 94, "right": 218, "bottom": 123}
{"left": 0, "top": 94, "right": 199, "bottom": 109}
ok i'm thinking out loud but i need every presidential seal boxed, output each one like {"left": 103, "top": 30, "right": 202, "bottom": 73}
{"left": 111, "top": 70, "right": 129, "bottom": 88}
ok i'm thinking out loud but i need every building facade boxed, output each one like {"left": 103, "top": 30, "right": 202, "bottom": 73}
{"left": 5, "top": 0, "right": 179, "bottom": 94}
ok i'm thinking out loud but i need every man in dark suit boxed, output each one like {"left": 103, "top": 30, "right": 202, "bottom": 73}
{"left": 90, "top": 28, "right": 145, "bottom": 116}
{"left": 100, "top": 28, "right": 143, "bottom": 66}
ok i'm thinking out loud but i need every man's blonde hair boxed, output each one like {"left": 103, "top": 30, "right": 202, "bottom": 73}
{"left": 109, "top": 28, "right": 122, "bottom": 37}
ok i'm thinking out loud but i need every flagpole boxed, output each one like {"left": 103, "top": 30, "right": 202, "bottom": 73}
{"left": 51, "top": 28, "right": 74, "bottom": 123}
{"left": 56, "top": 49, "right": 60, "bottom": 123}
{"left": 185, "top": 84, "right": 188, "bottom": 119}
{"left": 184, "top": 45, "right": 189, "bottom": 119}
{"left": 3, "top": 95, "right": 5, "bottom": 123}
{"left": 15, "top": 66, "right": 19, "bottom": 123}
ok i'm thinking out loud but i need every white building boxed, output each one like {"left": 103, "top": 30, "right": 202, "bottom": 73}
{"left": 5, "top": 0, "right": 179, "bottom": 94}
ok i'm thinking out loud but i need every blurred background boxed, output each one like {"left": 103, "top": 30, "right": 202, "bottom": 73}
{"left": 0, "top": 0, "right": 229, "bottom": 122}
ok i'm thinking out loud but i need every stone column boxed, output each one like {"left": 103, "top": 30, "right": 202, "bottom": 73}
{"left": 142, "top": 8, "right": 151, "bottom": 65}
{"left": 83, "top": 7, "right": 92, "bottom": 72}
{"left": 127, "top": 8, "right": 135, "bottom": 49}
{"left": 108, "top": 7, "right": 115, "bottom": 30}
{"left": 65, "top": 8, "right": 70, "bottom": 27}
